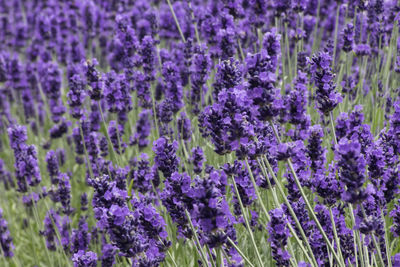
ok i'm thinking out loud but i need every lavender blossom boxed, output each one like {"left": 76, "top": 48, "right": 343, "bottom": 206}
{"left": 72, "top": 250, "right": 97, "bottom": 267}
{"left": 153, "top": 137, "right": 179, "bottom": 178}
{"left": 309, "top": 52, "right": 342, "bottom": 115}
{"left": 0, "top": 208, "right": 14, "bottom": 257}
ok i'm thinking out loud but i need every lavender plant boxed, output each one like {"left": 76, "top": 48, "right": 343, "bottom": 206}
{"left": 0, "top": 1, "right": 400, "bottom": 266}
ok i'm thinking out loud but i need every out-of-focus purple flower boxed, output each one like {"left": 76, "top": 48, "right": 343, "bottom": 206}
{"left": 50, "top": 119, "right": 69, "bottom": 139}
{"left": 40, "top": 209, "right": 60, "bottom": 251}
{"left": 0, "top": 160, "right": 14, "bottom": 190}
{"left": 354, "top": 44, "right": 371, "bottom": 56}
{"left": 108, "top": 120, "right": 126, "bottom": 155}
{"left": 101, "top": 243, "right": 116, "bottom": 267}
{"left": 190, "top": 44, "right": 211, "bottom": 114}
{"left": 72, "top": 250, "right": 97, "bottom": 267}
{"left": 0, "top": 208, "right": 14, "bottom": 257}
{"left": 130, "top": 153, "right": 158, "bottom": 194}
{"left": 268, "top": 208, "right": 291, "bottom": 267}
{"left": 161, "top": 172, "right": 192, "bottom": 238}
{"left": 46, "top": 150, "right": 60, "bottom": 184}
{"left": 177, "top": 112, "right": 192, "bottom": 141}
{"left": 153, "top": 137, "right": 179, "bottom": 178}
{"left": 191, "top": 147, "right": 204, "bottom": 174}
{"left": 8, "top": 125, "right": 41, "bottom": 192}
{"left": 67, "top": 74, "right": 86, "bottom": 119}
{"left": 224, "top": 161, "right": 257, "bottom": 217}
{"left": 246, "top": 49, "right": 282, "bottom": 121}
{"left": 341, "top": 23, "right": 354, "bottom": 52}
{"left": 71, "top": 216, "right": 91, "bottom": 253}
{"left": 130, "top": 109, "right": 151, "bottom": 149}
{"left": 281, "top": 71, "right": 310, "bottom": 133}
{"left": 213, "top": 58, "right": 242, "bottom": 100}
{"left": 162, "top": 61, "right": 183, "bottom": 112}
{"left": 104, "top": 72, "right": 132, "bottom": 120}
{"left": 309, "top": 52, "right": 342, "bottom": 115}
{"left": 80, "top": 193, "right": 88, "bottom": 212}
{"left": 199, "top": 88, "right": 259, "bottom": 157}
{"left": 336, "top": 138, "right": 371, "bottom": 203}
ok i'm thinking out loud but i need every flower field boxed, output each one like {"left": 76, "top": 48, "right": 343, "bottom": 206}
{"left": 0, "top": 0, "right": 400, "bottom": 266}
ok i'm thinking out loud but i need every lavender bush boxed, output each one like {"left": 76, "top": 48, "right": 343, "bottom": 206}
{"left": 0, "top": 0, "right": 400, "bottom": 266}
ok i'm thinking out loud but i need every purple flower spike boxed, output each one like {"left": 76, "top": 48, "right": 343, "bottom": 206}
{"left": 153, "top": 137, "right": 179, "bottom": 178}
{"left": 72, "top": 250, "right": 97, "bottom": 267}
{"left": 0, "top": 208, "right": 14, "bottom": 257}
{"left": 309, "top": 52, "right": 342, "bottom": 115}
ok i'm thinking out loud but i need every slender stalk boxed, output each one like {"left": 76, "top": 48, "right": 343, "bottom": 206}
{"left": 381, "top": 209, "right": 392, "bottom": 267}
{"left": 360, "top": 206, "right": 385, "bottom": 267}
{"left": 187, "top": 1, "right": 201, "bottom": 44}
{"left": 97, "top": 102, "right": 122, "bottom": 167}
{"left": 349, "top": 204, "right": 365, "bottom": 267}
{"left": 258, "top": 156, "right": 319, "bottom": 267}
{"left": 166, "top": 0, "right": 186, "bottom": 43}
{"left": 268, "top": 122, "right": 343, "bottom": 266}
{"left": 185, "top": 210, "right": 210, "bottom": 267}
{"left": 227, "top": 237, "right": 255, "bottom": 267}
{"left": 332, "top": 3, "right": 341, "bottom": 68}
{"left": 329, "top": 207, "right": 345, "bottom": 266}
{"left": 231, "top": 177, "right": 264, "bottom": 267}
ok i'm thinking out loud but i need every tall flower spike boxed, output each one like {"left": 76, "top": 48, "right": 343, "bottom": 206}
{"left": 335, "top": 138, "right": 371, "bottom": 203}
{"left": 0, "top": 208, "right": 14, "bottom": 257}
{"left": 268, "top": 208, "right": 292, "bottom": 267}
{"left": 153, "top": 137, "right": 179, "bottom": 178}
{"left": 72, "top": 250, "right": 97, "bottom": 267}
{"left": 191, "top": 147, "right": 204, "bottom": 174}
{"left": 67, "top": 74, "right": 86, "bottom": 119}
{"left": 162, "top": 61, "right": 183, "bottom": 113}
{"left": 40, "top": 209, "right": 60, "bottom": 251}
{"left": 309, "top": 52, "right": 342, "bottom": 115}
{"left": 341, "top": 23, "right": 354, "bottom": 53}
{"left": 8, "top": 125, "right": 41, "bottom": 192}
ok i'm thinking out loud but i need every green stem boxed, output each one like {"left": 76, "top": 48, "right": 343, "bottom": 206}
{"left": 332, "top": 4, "right": 341, "bottom": 68}
{"left": 329, "top": 207, "right": 345, "bottom": 266}
{"left": 258, "top": 156, "right": 319, "bottom": 267}
{"left": 166, "top": 0, "right": 186, "bottom": 43}
{"left": 227, "top": 237, "right": 255, "bottom": 267}
{"left": 185, "top": 210, "right": 211, "bottom": 267}
{"left": 231, "top": 177, "right": 264, "bottom": 267}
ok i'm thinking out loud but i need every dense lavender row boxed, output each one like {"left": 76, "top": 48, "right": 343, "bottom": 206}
{"left": 0, "top": 0, "right": 399, "bottom": 266}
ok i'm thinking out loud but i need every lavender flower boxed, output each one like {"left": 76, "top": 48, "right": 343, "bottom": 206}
{"left": 309, "top": 52, "right": 342, "bottom": 115}
{"left": 191, "top": 147, "right": 204, "bottom": 174}
{"left": 8, "top": 125, "right": 41, "bottom": 192}
{"left": 177, "top": 112, "right": 192, "bottom": 141}
{"left": 130, "top": 109, "right": 151, "bottom": 149}
{"left": 341, "top": 23, "right": 354, "bottom": 53}
{"left": 212, "top": 58, "right": 242, "bottom": 100}
{"left": 71, "top": 216, "right": 91, "bottom": 253}
{"left": 108, "top": 120, "right": 126, "bottom": 155}
{"left": 101, "top": 243, "right": 116, "bottom": 267}
{"left": 46, "top": 150, "right": 60, "bottom": 184}
{"left": 161, "top": 172, "right": 192, "bottom": 238}
{"left": 199, "top": 88, "right": 259, "bottom": 157}
{"left": 162, "top": 61, "right": 183, "bottom": 112}
{"left": 336, "top": 138, "right": 370, "bottom": 203}
{"left": 268, "top": 208, "right": 291, "bottom": 267}
{"left": 153, "top": 137, "right": 179, "bottom": 178}
{"left": 67, "top": 74, "right": 86, "bottom": 119}
{"left": 0, "top": 208, "right": 14, "bottom": 257}
{"left": 72, "top": 250, "right": 97, "bottom": 267}
{"left": 40, "top": 209, "right": 60, "bottom": 251}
